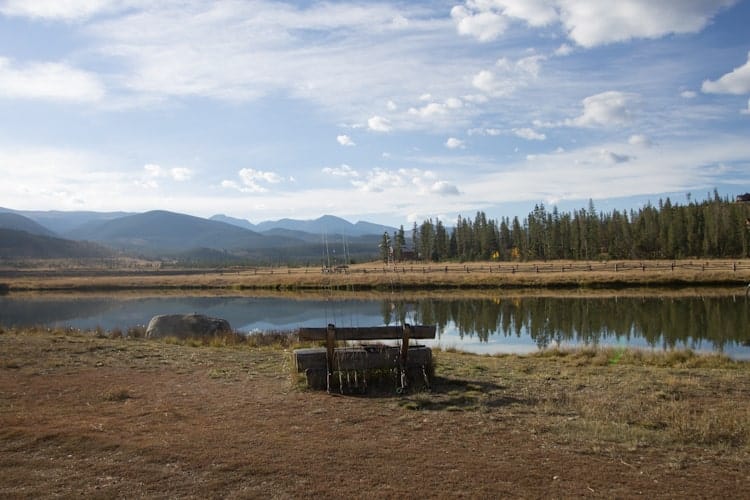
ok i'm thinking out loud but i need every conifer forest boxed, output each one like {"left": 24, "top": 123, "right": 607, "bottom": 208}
{"left": 386, "top": 192, "right": 750, "bottom": 262}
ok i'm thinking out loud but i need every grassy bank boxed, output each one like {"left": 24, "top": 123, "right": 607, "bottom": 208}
{"left": 2, "top": 259, "right": 750, "bottom": 292}
{"left": 1, "top": 327, "right": 749, "bottom": 497}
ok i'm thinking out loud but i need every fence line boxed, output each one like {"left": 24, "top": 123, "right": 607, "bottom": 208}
{"left": 3, "top": 260, "right": 750, "bottom": 279}
{"left": 319, "top": 260, "right": 750, "bottom": 276}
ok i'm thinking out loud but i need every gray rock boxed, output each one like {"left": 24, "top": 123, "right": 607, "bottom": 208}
{"left": 146, "top": 313, "right": 234, "bottom": 339}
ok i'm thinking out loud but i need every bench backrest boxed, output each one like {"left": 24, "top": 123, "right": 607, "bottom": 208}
{"left": 298, "top": 324, "right": 436, "bottom": 342}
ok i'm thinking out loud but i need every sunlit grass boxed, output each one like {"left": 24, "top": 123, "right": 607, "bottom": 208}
{"left": 5, "top": 325, "right": 749, "bottom": 452}
{"left": 4, "top": 258, "right": 750, "bottom": 292}
{"left": 410, "top": 345, "right": 750, "bottom": 450}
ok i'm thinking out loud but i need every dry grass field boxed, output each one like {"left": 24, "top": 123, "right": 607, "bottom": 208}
{"left": 2, "top": 259, "right": 750, "bottom": 292}
{"left": 2, "top": 327, "right": 749, "bottom": 498}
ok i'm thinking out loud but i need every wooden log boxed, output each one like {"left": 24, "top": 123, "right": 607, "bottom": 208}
{"left": 298, "top": 324, "right": 436, "bottom": 341}
{"left": 294, "top": 346, "right": 432, "bottom": 372}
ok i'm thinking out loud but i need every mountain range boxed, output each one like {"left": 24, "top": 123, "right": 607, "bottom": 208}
{"left": 0, "top": 207, "right": 397, "bottom": 263}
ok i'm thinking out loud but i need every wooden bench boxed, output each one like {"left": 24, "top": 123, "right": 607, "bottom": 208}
{"left": 294, "top": 323, "right": 437, "bottom": 393}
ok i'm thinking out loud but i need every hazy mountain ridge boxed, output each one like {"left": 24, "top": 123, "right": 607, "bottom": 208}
{"left": 3, "top": 207, "right": 396, "bottom": 238}
{"left": 63, "top": 210, "right": 293, "bottom": 253}
{"left": 0, "top": 213, "right": 57, "bottom": 237}
{"left": 209, "top": 214, "right": 256, "bottom": 231}
{"left": 0, "top": 208, "right": 392, "bottom": 262}
{"left": 0, "top": 228, "right": 114, "bottom": 259}
{"left": 251, "top": 214, "right": 396, "bottom": 237}
{"left": 0, "top": 207, "right": 132, "bottom": 234}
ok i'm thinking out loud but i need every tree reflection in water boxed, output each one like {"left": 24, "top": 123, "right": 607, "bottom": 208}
{"left": 394, "top": 295, "right": 750, "bottom": 351}
{"left": 1, "top": 293, "right": 748, "bottom": 356}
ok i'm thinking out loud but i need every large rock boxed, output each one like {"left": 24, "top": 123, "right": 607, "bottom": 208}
{"left": 146, "top": 313, "right": 234, "bottom": 339}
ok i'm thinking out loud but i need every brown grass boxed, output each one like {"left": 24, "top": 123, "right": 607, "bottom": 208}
{"left": 2, "top": 327, "right": 750, "bottom": 498}
{"left": 2, "top": 258, "right": 750, "bottom": 292}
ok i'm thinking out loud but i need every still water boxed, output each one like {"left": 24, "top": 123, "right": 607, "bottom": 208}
{"left": 1, "top": 292, "right": 749, "bottom": 359}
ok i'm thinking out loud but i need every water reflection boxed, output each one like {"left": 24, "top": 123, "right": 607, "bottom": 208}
{"left": 1, "top": 292, "right": 749, "bottom": 358}
{"left": 403, "top": 295, "right": 750, "bottom": 356}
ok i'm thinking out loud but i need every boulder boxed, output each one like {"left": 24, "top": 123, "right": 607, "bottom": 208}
{"left": 146, "top": 313, "right": 234, "bottom": 339}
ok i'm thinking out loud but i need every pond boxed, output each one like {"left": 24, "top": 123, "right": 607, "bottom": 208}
{"left": 1, "top": 291, "right": 749, "bottom": 359}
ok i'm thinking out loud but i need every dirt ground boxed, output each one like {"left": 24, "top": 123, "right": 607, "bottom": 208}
{"left": 1, "top": 329, "right": 749, "bottom": 499}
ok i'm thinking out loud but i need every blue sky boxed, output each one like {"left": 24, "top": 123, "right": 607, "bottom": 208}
{"left": 1, "top": 0, "right": 749, "bottom": 227}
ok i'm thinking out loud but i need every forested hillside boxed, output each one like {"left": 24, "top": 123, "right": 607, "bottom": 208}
{"left": 398, "top": 192, "right": 750, "bottom": 262}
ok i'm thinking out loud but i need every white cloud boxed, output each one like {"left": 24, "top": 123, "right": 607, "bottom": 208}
{"left": 0, "top": 57, "right": 104, "bottom": 102}
{"left": 559, "top": 0, "right": 737, "bottom": 48}
{"left": 78, "top": 1, "right": 466, "bottom": 119}
{"left": 472, "top": 55, "right": 545, "bottom": 97}
{"left": 386, "top": 100, "right": 398, "bottom": 111}
{"left": 0, "top": 0, "right": 124, "bottom": 21}
{"left": 408, "top": 98, "right": 463, "bottom": 120}
{"left": 451, "top": 5, "right": 508, "bottom": 42}
{"left": 565, "top": 91, "right": 637, "bottom": 128}
{"left": 554, "top": 43, "right": 573, "bottom": 56}
{"left": 472, "top": 70, "right": 498, "bottom": 95}
{"left": 429, "top": 180, "right": 460, "bottom": 196}
{"left": 409, "top": 102, "right": 448, "bottom": 118}
{"left": 405, "top": 168, "right": 460, "bottom": 197}
{"left": 322, "top": 164, "right": 359, "bottom": 177}
{"left": 450, "top": 0, "right": 557, "bottom": 42}
{"left": 702, "top": 51, "right": 750, "bottom": 95}
{"left": 450, "top": 0, "right": 735, "bottom": 48}
{"left": 348, "top": 167, "right": 458, "bottom": 198}
{"left": 336, "top": 134, "right": 356, "bottom": 147}
{"left": 513, "top": 128, "right": 546, "bottom": 141}
{"left": 352, "top": 168, "right": 405, "bottom": 193}
{"left": 367, "top": 115, "right": 392, "bottom": 132}
{"left": 240, "top": 168, "right": 281, "bottom": 184}
{"left": 445, "top": 137, "right": 466, "bottom": 149}
{"left": 628, "top": 134, "right": 652, "bottom": 147}
{"left": 0, "top": 145, "right": 158, "bottom": 211}
{"left": 497, "top": 0, "right": 559, "bottom": 26}
{"left": 510, "top": 55, "right": 544, "bottom": 78}
{"left": 143, "top": 163, "right": 192, "bottom": 182}
{"left": 143, "top": 163, "right": 162, "bottom": 177}
{"left": 170, "top": 167, "right": 192, "bottom": 181}
{"left": 221, "top": 168, "right": 283, "bottom": 193}
{"left": 461, "top": 135, "right": 750, "bottom": 207}
{"left": 468, "top": 127, "right": 502, "bottom": 136}
{"left": 681, "top": 90, "right": 698, "bottom": 99}
{"left": 445, "top": 97, "right": 463, "bottom": 109}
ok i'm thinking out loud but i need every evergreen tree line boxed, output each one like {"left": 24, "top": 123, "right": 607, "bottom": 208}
{"left": 384, "top": 192, "right": 750, "bottom": 262}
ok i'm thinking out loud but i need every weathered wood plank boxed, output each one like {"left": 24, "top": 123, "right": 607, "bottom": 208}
{"left": 298, "top": 324, "right": 436, "bottom": 341}
{"left": 294, "top": 346, "right": 432, "bottom": 372}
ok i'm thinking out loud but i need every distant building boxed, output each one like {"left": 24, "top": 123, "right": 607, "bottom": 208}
{"left": 400, "top": 247, "right": 417, "bottom": 261}
{"left": 736, "top": 193, "right": 750, "bottom": 203}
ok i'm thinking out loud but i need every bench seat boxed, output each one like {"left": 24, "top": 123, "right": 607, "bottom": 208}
{"left": 294, "top": 345, "right": 432, "bottom": 372}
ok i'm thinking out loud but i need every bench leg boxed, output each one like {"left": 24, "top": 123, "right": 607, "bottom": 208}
{"left": 305, "top": 369, "right": 327, "bottom": 390}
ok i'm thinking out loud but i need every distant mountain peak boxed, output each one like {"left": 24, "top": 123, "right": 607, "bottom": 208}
{"left": 210, "top": 214, "right": 257, "bottom": 231}
{"left": 253, "top": 214, "right": 395, "bottom": 237}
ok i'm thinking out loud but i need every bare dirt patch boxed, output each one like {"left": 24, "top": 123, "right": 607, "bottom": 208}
{"left": 1, "top": 329, "right": 749, "bottom": 498}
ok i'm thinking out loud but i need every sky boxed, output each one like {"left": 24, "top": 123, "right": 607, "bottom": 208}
{"left": 1, "top": 0, "right": 749, "bottom": 227}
